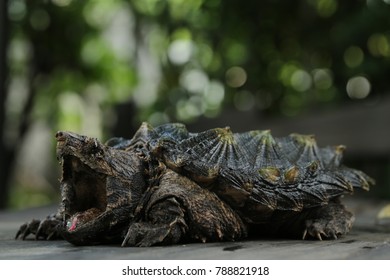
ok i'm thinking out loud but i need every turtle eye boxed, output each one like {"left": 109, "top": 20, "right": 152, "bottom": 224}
{"left": 87, "top": 138, "right": 102, "bottom": 155}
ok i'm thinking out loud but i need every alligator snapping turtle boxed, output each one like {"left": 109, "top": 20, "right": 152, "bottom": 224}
{"left": 16, "top": 122, "right": 374, "bottom": 246}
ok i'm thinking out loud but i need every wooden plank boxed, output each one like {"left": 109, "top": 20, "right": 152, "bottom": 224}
{"left": 1, "top": 199, "right": 389, "bottom": 260}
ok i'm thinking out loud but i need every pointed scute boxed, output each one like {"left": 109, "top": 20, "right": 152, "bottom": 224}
{"left": 215, "top": 126, "right": 235, "bottom": 144}
{"left": 130, "top": 122, "right": 154, "bottom": 142}
{"left": 109, "top": 122, "right": 154, "bottom": 152}
{"left": 153, "top": 122, "right": 190, "bottom": 142}
{"left": 305, "top": 161, "right": 320, "bottom": 177}
{"left": 258, "top": 167, "right": 281, "bottom": 184}
{"left": 319, "top": 145, "right": 346, "bottom": 168}
{"left": 284, "top": 166, "right": 300, "bottom": 184}
{"left": 151, "top": 126, "right": 249, "bottom": 183}
{"left": 290, "top": 133, "right": 316, "bottom": 146}
{"left": 335, "top": 167, "right": 374, "bottom": 191}
{"left": 178, "top": 127, "right": 248, "bottom": 171}
{"left": 234, "top": 130, "right": 273, "bottom": 154}
{"left": 276, "top": 133, "right": 322, "bottom": 167}
{"left": 235, "top": 130, "right": 289, "bottom": 170}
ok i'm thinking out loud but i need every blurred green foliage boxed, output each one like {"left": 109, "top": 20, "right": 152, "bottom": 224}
{"left": 7, "top": 0, "right": 390, "bottom": 135}
{"left": 4, "top": 0, "right": 390, "bottom": 208}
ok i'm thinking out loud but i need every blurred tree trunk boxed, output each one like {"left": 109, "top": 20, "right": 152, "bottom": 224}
{"left": 0, "top": 0, "right": 9, "bottom": 209}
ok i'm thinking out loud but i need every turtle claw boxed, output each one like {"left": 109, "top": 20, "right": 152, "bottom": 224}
{"left": 36, "top": 217, "right": 61, "bottom": 240}
{"left": 15, "top": 225, "right": 25, "bottom": 240}
{"left": 302, "top": 229, "right": 307, "bottom": 240}
{"left": 303, "top": 219, "right": 333, "bottom": 241}
{"left": 16, "top": 216, "right": 62, "bottom": 241}
{"left": 15, "top": 219, "right": 40, "bottom": 240}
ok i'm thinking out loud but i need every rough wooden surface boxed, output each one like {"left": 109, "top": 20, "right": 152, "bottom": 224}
{"left": 1, "top": 197, "right": 389, "bottom": 260}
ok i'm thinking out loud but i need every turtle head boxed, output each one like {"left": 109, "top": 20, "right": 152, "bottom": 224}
{"left": 55, "top": 131, "right": 145, "bottom": 245}
{"left": 56, "top": 131, "right": 112, "bottom": 174}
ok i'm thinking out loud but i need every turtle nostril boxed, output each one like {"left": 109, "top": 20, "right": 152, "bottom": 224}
{"left": 56, "top": 131, "right": 65, "bottom": 140}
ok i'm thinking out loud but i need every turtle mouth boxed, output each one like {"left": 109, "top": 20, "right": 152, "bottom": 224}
{"left": 60, "top": 155, "right": 108, "bottom": 232}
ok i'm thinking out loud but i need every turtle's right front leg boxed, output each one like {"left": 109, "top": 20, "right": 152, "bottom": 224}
{"left": 122, "top": 169, "right": 247, "bottom": 247}
{"left": 122, "top": 197, "right": 188, "bottom": 247}
{"left": 16, "top": 213, "right": 63, "bottom": 240}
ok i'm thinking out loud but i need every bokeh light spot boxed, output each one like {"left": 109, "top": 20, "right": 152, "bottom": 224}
{"left": 312, "top": 68, "right": 333, "bottom": 90}
{"left": 226, "top": 42, "right": 248, "bottom": 65}
{"left": 204, "top": 80, "right": 225, "bottom": 108}
{"left": 225, "top": 66, "right": 247, "bottom": 88}
{"left": 290, "top": 69, "right": 312, "bottom": 92}
{"left": 81, "top": 38, "right": 105, "bottom": 65}
{"left": 367, "top": 33, "right": 390, "bottom": 57}
{"left": 346, "top": 76, "right": 371, "bottom": 99}
{"left": 344, "top": 46, "right": 364, "bottom": 68}
{"left": 308, "top": 0, "right": 338, "bottom": 18}
{"left": 30, "top": 9, "right": 51, "bottom": 31}
{"left": 8, "top": 0, "right": 26, "bottom": 21}
{"left": 180, "top": 69, "right": 209, "bottom": 93}
{"left": 279, "top": 63, "right": 299, "bottom": 86}
{"left": 52, "top": 0, "right": 73, "bottom": 7}
{"left": 168, "top": 40, "right": 193, "bottom": 65}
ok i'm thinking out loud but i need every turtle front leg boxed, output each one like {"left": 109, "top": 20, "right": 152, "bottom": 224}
{"left": 16, "top": 214, "right": 63, "bottom": 241}
{"left": 122, "top": 168, "right": 247, "bottom": 247}
{"left": 122, "top": 197, "right": 188, "bottom": 247}
{"left": 302, "top": 201, "right": 354, "bottom": 240}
